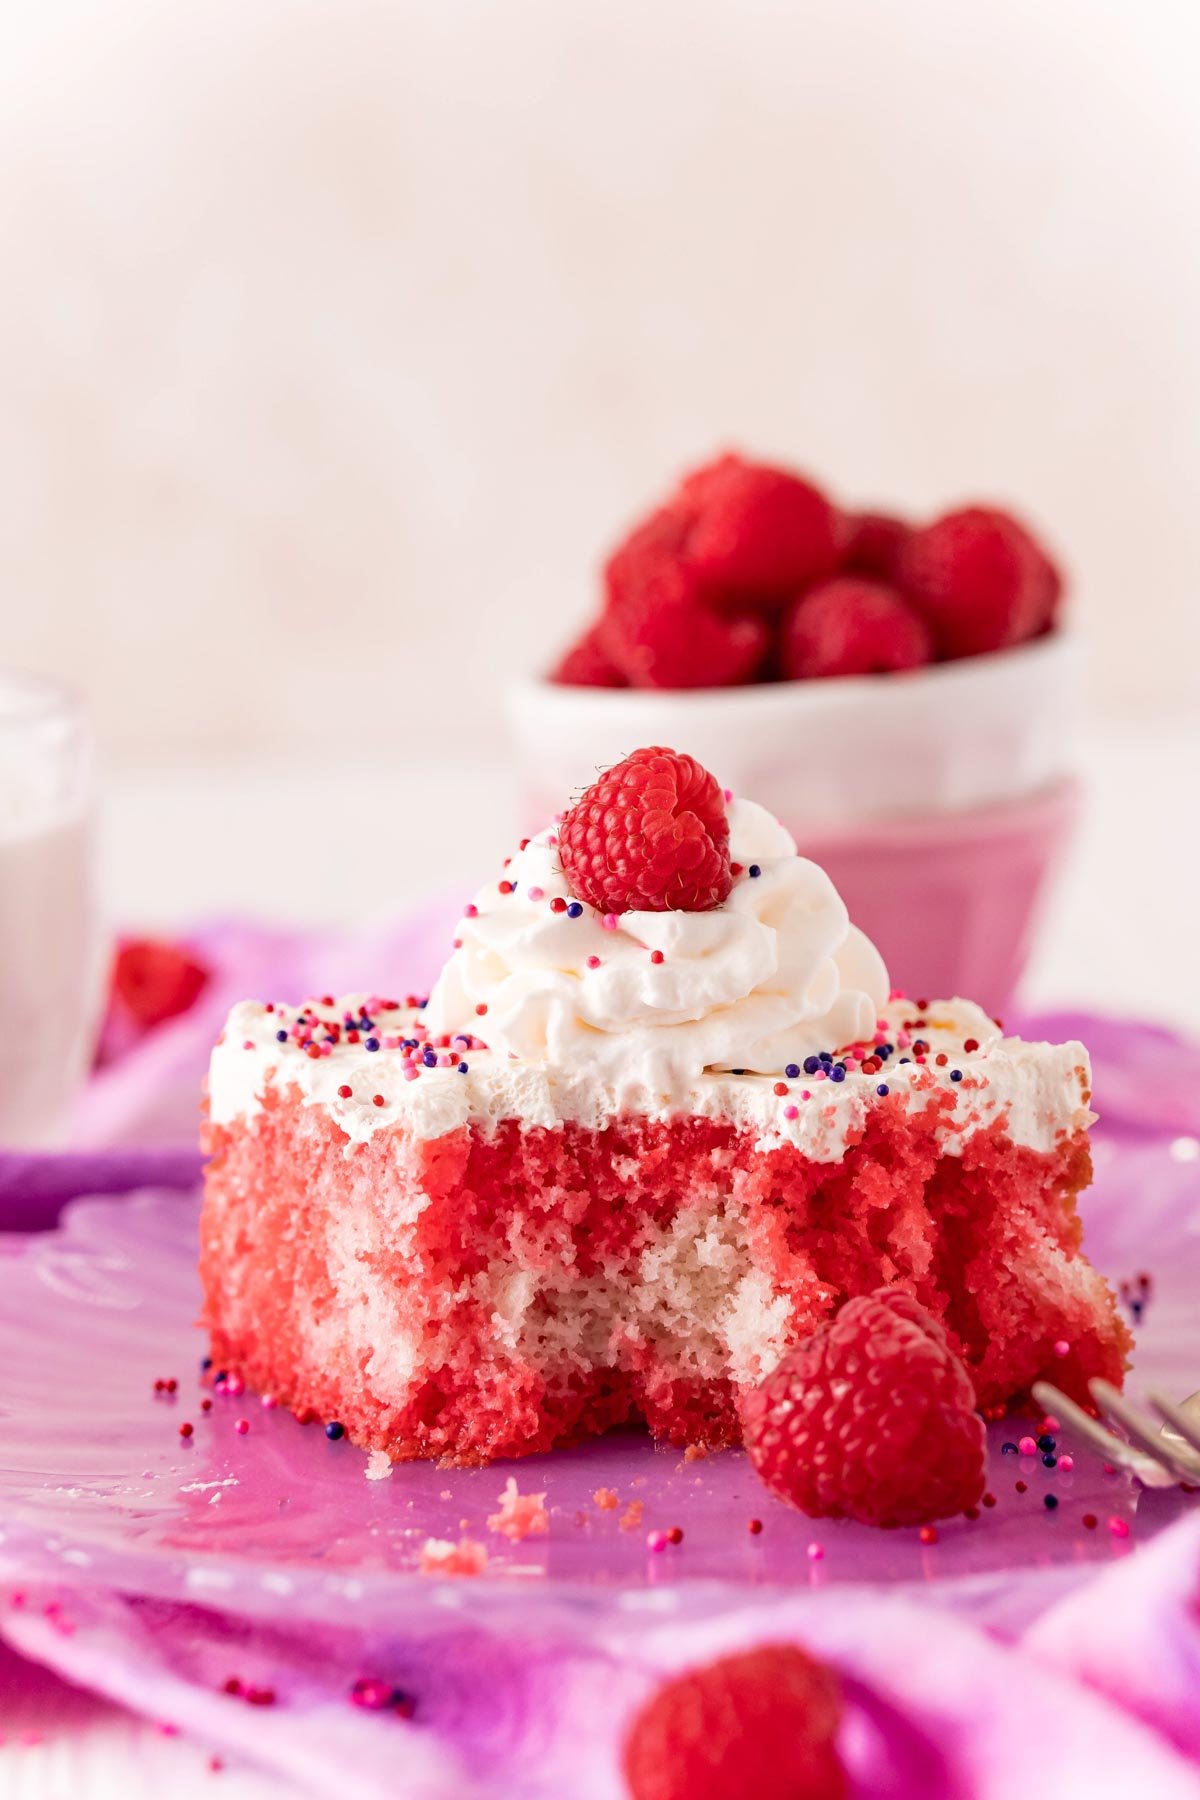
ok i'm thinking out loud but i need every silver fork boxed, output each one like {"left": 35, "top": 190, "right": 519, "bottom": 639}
{"left": 1031, "top": 1379, "right": 1200, "bottom": 1490}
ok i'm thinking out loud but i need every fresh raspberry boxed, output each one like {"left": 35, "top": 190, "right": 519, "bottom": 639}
{"left": 112, "top": 939, "right": 209, "bottom": 1029}
{"left": 740, "top": 1288, "right": 986, "bottom": 1527}
{"left": 558, "top": 747, "right": 732, "bottom": 914}
{"left": 549, "top": 621, "right": 628, "bottom": 687}
{"left": 781, "top": 578, "right": 933, "bottom": 679}
{"left": 622, "top": 1643, "right": 846, "bottom": 1800}
{"left": 601, "top": 552, "right": 771, "bottom": 689}
{"left": 840, "top": 509, "right": 912, "bottom": 582}
{"left": 679, "top": 453, "right": 841, "bottom": 607}
{"left": 603, "top": 503, "right": 695, "bottom": 610}
{"left": 900, "top": 506, "right": 1057, "bottom": 658}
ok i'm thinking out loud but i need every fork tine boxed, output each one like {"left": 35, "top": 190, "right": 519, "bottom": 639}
{"left": 1030, "top": 1381, "right": 1154, "bottom": 1474}
{"left": 1146, "top": 1390, "right": 1200, "bottom": 1465}
{"left": 1090, "top": 1380, "right": 1200, "bottom": 1483}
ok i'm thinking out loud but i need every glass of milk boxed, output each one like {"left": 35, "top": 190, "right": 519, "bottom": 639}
{"left": 0, "top": 673, "right": 102, "bottom": 1145}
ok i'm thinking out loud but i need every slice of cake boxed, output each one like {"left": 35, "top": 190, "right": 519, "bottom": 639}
{"left": 200, "top": 747, "right": 1129, "bottom": 1465}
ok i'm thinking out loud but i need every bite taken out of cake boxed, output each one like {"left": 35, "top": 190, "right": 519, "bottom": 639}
{"left": 200, "top": 748, "right": 1130, "bottom": 1467}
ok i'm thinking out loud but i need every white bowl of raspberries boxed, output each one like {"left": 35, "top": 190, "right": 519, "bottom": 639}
{"left": 508, "top": 452, "right": 1080, "bottom": 1015}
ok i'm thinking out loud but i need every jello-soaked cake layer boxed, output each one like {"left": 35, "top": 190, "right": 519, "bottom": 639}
{"left": 201, "top": 1084, "right": 1130, "bottom": 1465}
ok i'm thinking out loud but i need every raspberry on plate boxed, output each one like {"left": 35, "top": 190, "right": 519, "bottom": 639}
{"left": 781, "top": 577, "right": 933, "bottom": 679}
{"left": 740, "top": 1287, "right": 987, "bottom": 1527}
{"left": 680, "top": 453, "right": 841, "bottom": 606}
{"left": 550, "top": 621, "right": 628, "bottom": 687}
{"left": 840, "top": 509, "right": 912, "bottom": 582}
{"left": 622, "top": 1642, "right": 846, "bottom": 1800}
{"left": 601, "top": 553, "right": 771, "bottom": 689}
{"left": 900, "top": 506, "right": 1056, "bottom": 659}
{"left": 558, "top": 746, "right": 733, "bottom": 915}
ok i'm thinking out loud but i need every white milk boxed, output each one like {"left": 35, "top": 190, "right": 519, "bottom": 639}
{"left": 0, "top": 675, "right": 102, "bottom": 1146}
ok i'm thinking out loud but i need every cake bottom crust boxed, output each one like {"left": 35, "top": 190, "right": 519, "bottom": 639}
{"left": 201, "top": 1090, "right": 1130, "bottom": 1465}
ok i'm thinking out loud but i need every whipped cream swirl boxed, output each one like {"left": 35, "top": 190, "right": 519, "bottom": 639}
{"left": 422, "top": 798, "right": 890, "bottom": 1102}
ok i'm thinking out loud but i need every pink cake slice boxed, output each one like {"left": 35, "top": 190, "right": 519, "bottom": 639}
{"left": 201, "top": 994, "right": 1129, "bottom": 1465}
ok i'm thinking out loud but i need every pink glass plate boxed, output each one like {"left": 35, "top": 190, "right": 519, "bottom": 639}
{"left": 1, "top": 1126, "right": 1198, "bottom": 1637}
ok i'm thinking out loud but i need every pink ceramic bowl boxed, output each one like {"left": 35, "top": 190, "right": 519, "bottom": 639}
{"left": 506, "top": 635, "right": 1081, "bottom": 1017}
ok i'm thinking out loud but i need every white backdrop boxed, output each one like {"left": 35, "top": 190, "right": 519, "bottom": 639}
{"left": 1, "top": 0, "right": 1197, "bottom": 763}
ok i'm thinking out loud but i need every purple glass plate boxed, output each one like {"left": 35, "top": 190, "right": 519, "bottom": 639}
{"left": 1, "top": 1125, "right": 1197, "bottom": 1637}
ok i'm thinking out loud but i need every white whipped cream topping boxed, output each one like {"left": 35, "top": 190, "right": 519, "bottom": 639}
{"left": 422, "top": 799, "right": 890, "bottom": 1104}
{"left": 207, "top": 994, "right": 1094, "bottom": 1164}
{"left": 205, "top": 793, "right": 1094, "bottom": 1162}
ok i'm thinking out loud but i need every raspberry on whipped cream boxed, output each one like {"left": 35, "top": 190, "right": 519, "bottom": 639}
{"left": 558, "top": 747, "right": 734, "bottom": 915}
{"left": 201, "top": 756, "right": 1129, "bottom": 1467}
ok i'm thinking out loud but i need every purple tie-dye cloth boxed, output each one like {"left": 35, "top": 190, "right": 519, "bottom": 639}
{"left": 1028, "top": 1510, "right": 1200, "bottom": 1765}
{"left": 2, "top": 912, "right": 1199, "bottom": 1794}
{"left": 6, "top": 1553, "right": 1200, "bottom": 1799}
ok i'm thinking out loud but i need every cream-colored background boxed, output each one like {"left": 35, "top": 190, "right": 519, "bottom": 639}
{"left": 2, "top": 0, "right": 1198, "bottom": 763}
